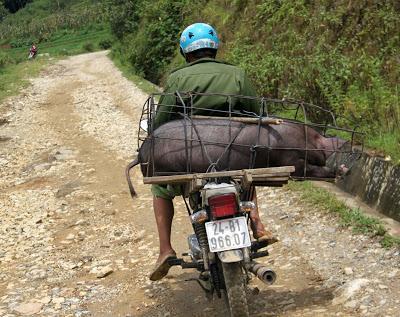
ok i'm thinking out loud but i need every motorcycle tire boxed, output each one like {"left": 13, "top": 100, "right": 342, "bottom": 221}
{"left": 221, "top": 262, "right": 249, "bottom": 317}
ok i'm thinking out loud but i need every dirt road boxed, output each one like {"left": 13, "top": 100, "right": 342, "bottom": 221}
{"left": 0, "top": 51, "right": 399, "bottom": 317}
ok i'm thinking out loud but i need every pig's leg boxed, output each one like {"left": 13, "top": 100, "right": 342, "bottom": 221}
{"left": 305, "top": 163, "right": 335, "bottom": 178}
{"left": 291, "top": 159, "right": 335, "bottom": 178}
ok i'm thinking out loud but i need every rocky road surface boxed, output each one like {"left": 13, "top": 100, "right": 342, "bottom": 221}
{"left": 0, "top": 51, "right": 399, "bottom": 317}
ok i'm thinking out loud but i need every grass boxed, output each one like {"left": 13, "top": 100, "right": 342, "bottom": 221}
{"left": 0, "top": 28, "right": 111, "bottom": 104}
{"left": 0, "top": 58, "right": 50, "bottom": 104}
{"left": 110, "top": 53, "right": 160, "bottom": 95}
{"left": 7, "top": 29, "right": 110, "bottom": 56}
{"left": 366, "top": 131, "right": 400, "bottom": 164}
{"left": 286, "top": 180, "right": 400, "bottom": 248}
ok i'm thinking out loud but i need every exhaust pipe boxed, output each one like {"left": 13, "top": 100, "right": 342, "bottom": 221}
{"left": 248, "top": 262, "right": 277, "bottom": 285}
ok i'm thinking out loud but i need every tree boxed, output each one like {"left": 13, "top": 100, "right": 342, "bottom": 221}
{"left": 4, "top": 0, "right": 32, "bottom": 13}
{"left": 0, "top": 1, "right": 9, "bottom": 21}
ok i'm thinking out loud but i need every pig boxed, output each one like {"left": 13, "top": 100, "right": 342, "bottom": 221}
{"left": 126, "top": 119, "right": 347, "bottom": 196}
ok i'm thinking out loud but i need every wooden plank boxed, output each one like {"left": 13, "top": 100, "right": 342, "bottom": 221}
{"left": 143, "top": 166, "right": 295, "bottom": 185}
{"left": 250, "top": 177, "right": 290, "bottom": 182}
{"left": 191, "top": 115, "right": 283, "bottom": 125}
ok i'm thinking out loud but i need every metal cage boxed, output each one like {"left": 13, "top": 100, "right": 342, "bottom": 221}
{"left": 137, "top": 91, "right": 364, "bottom": 181}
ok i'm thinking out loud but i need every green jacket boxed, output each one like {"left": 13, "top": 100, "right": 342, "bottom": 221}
{"left": 153, "top": 58, "right": 260, "bottom": 128}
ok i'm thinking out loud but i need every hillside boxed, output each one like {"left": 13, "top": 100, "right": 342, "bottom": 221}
{"left": 0, "top": 0, "right": 110, "bottom": 101}
{"left": 0, "top": 0, "right": 108, "bottom": 46}
{"left": 109, "top": 0, "right": 400, "bottom": 161}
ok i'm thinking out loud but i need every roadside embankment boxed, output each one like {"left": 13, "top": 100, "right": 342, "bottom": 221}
{"left": 337, "top": 153, "right": 400, "bottom": 222}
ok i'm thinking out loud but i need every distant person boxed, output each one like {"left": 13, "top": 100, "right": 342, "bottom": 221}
{"left": 28, "top": 43, "right": 37, "bottom": 59}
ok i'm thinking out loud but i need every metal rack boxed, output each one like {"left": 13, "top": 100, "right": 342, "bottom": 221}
{"left": 137, "top": 92, "right": 364, "bottom": 180}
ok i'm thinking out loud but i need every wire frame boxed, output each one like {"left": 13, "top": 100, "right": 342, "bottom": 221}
{"left": 137, "top": 92, "right": 364, "bottom": 180}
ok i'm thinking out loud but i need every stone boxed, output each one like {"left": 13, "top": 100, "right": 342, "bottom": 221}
{"left": 37, "top": 296, "right": 52, "bottom": 304}
{"left": 344, "top": 267, "right": 353, "bottom": 275}
{"left": 52, "top": 297, "right": 65, "bottom": 304}
{"left": 66, "top": 233, "right": 75, "bottom": 240}
{"left": 332, "top": 279, "right": 370, "bottom": 305}
{"left": 95, "top": 266, "right": 113, "bottom": 278}
{"left": 14, "top": 302, "right": 44, "bottom": 315}
{"left": 344, "top": 300, "right": 358, "bottom": 309}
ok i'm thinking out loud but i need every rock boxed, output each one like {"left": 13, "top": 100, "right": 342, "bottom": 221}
{"left": 26, "top": 268, "right": 47, "bottom": 281}
{"left": 66, "top": 233, "right": 75, "bottom": 240}
{"left": 14, "top": 302, "right": 43, "bottom": 315}
{"left": 344, "top": 300, "right": 358, "bottom": 309}
{"left": 53, "top": 148, "right": 75, "bottom": 161}
{"left": 56, "top": 180, "right": 81, "bottom": 198}
{"left": 344, "top": 267, "right": 353, "bottom": 275}
{"left": 52, "top": 297, "right": 65, "bottom": 304}
{"left": 387, "top": 269, "right": 398, "bottom": 278}
{"left": 279, "top": 298, "right": 295, "bottom": 306}
{"left": 332, "top": 278, "right": 370, "bottom": 305}
{"left": 37, "top": 296, "right": 52, "bottom": 304}
{"left": 94, "top": 266, "right": 113, "bottom": 278}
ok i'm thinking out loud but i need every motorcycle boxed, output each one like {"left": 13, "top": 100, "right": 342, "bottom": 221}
{"left": 144, "top": 167, "right": 293, "bottom": 316}
{"left": 28, "top": 48, "right": 37, "bottom": 60}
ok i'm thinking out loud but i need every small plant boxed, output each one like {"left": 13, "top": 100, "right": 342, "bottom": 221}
{"left": 0, "top": 51, "right": 12, "bottom": 68}
{"left": 98, "top": 38, "right": 112, "bottom": 50}
{"left": 83, "top": 42, "right": 94, "bottom": 52}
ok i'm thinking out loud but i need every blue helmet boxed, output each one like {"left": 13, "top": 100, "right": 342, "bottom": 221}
{"left": 180, "top": 23, "right": 219, "bottom": 55}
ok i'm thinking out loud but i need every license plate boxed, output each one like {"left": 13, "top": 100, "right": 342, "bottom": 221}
{"left": 205, "top": 217, "right": 251, "bottom": 252}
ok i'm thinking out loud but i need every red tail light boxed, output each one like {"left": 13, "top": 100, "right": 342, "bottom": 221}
{"left": 208, "top": 193, "right": 238, "bottom": 219}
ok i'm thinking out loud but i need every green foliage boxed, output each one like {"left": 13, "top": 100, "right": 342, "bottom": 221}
{"left": 83, "top": 42, "right": 95, "bottom": 52}
{"left": 0, "top": 55, "right": 48, "bottom": 103}
{"left": 0, "top": 0, "right": 108, "bottom": 42}
{"left": 287, "top": 181, "right": 400, "bottom": 248}
{"left": 109, "top": 0, "right": 187, "bottom": 83}
{"left": 192, "top": 0, "right": 399, "bottom": 160}
{"left": 3, "top": 0, "right": 31, "bottom": 13}
{"left": 0, "top": 50, "right": 12, "bottom": 68}
{"left": 98, "top": 38, "right": 112, "bottom": 49}
{"left": 0, "top": 0, "right": 8, "bottom": 21}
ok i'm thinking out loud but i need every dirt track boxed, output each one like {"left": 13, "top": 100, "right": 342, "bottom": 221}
{"left": 0, "top": 51, "right": 399, "bottom": 317}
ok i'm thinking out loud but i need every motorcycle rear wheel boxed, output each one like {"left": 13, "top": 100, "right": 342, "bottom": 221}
{"left": 221, "top": 262, "right": 249, "bottom": 317}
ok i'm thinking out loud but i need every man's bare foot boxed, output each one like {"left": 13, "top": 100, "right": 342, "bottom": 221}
{"left": 149, "top": 250, "right": 177, "bottom": 281}
{"left": 253, "top": 230, "right": 278, "bottom": 245}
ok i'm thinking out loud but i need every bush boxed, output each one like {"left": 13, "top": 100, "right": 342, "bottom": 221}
{"left": 83, "top": 42, "right": 94, "bottom": 52}
{"left": 0, "top": 51, "right": 12, "bottom": 68}
{"left": 110, "top": 0, "right": 186, "bottom": 83}
{"left": 98, "top": 38, "right": 112, "bottom": 49}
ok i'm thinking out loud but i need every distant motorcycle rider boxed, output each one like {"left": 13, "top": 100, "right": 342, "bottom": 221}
{"left": 149, "top": 23, "right": 277, "bottom": 281}
{"left": 28, "top": 43, "right": 37, "bottom": 59}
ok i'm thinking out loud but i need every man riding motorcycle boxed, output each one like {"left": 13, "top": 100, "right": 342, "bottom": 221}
{"left": 150, "top": 23, "right": 277, "bottom": 281}
{"left": 28, "top": 43, "right": 37, "bottom": 59}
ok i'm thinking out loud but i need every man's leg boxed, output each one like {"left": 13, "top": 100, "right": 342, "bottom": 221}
{"left": 149, "top": 196, "right": 177, "bottom": 281}
{"left": 153, "top": 196, "right": 176, "bottom": 260}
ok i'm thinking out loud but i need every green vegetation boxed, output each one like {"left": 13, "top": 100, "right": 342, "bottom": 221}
{"left": 1, "top": 0, "right": 399, "bottom": 160}
{"left": 108, "top": 0, "right": 186, "bottom": 83}
{"left": 110, "top": 54, "right": 159, "bottom": 95}
{"left": 0, "top": 56, "right": 49, "bottom": 102}
{"left": 0, "top": 0, "right": 111, "bottom": 104}
{"left": 287, "top": 181, "right": 400, "bottom": 248}
{"left": 109, "top": 0, "right": 399, "bottom": 161}
{"left": 0, "top": 0, "right": 108, "bottom": 45}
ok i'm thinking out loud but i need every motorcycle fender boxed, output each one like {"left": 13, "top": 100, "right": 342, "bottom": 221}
{"left": 217, "top": 250, "right": 243, "bottom": 263}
